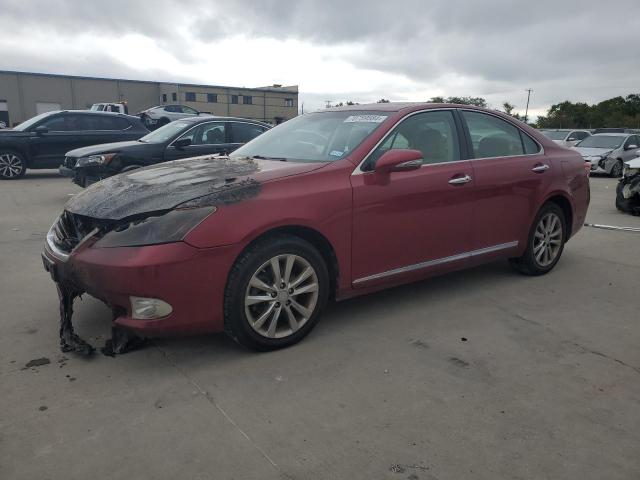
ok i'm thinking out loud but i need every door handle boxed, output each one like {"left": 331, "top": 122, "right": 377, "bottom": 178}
{"left": 448, "top": 175, "right": 472, "bottom": 185}
{"left": 531, "top": 164, "right": 550, "bottom": 173}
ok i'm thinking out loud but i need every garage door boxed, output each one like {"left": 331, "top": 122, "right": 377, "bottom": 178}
{"left": 36, "top": 102, "right": 62, "bottom": 114}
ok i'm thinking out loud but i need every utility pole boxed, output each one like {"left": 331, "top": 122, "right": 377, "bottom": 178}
{"left": 524, "top": 88, "right": 533, "bottom": 123}
{"left": 325, "top": 100, "right": 332, "bottom": 109}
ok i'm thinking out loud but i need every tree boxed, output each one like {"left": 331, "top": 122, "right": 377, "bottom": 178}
{"left": 376, "top": 98, "right": 390, "bottom": 103}
{"left": 429, "top": 96, "right": 486, "bottom": 107}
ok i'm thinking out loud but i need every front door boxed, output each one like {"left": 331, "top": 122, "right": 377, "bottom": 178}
{"left": 164, "top": 121, "right": 231, "bottom": 161}
{"left": 459, "top": 110, "right": 552, "bottom": 259}
{"left": 350, "top": 110, "right": 475, "bottom": 287}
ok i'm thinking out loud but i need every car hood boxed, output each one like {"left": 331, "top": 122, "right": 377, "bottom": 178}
{"left": 66, "top": 141, "right": 147, "bottom": 158}
{"left": 65, "top": 155, "right": 328, "bottom": 221}
{"left": 572, "top": 146, "right": 613, "bottom": 157}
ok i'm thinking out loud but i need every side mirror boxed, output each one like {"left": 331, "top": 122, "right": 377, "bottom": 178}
{"left": 375, "top": 149, "right": 423, "bottom": 174}
{"left": 34, "top": 125, "right": 49, "bottom": 135}
{"left": 173, "top": 137, "right": 192, "bottom": 148}
{"left": 625, "top": 144, "right": 638, "bottom": 150}
{"left": 567, "top": 137, "right": 576, "bottom": 142}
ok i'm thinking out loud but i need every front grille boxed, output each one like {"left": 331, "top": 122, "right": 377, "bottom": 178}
{"left": 50, "top": 211, "right": 101, "bottom": 254}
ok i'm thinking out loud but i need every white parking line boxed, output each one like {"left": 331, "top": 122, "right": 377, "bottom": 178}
{"left": 584, "top": 223, "right": 640, "bottom": 233}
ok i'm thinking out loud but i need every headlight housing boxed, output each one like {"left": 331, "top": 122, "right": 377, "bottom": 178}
{"left": 75, "top": 153, "right": 117, "bottom": 168}
{"left": 93, "top": 205, "right": 216, "bottom": 248}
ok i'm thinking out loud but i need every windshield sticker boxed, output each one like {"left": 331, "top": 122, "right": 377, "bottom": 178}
{"left": 343, "top": 115, "right": 387, "bottom": 123}
{"left": 329, "top": 150, "right": 344, "bottom": 157}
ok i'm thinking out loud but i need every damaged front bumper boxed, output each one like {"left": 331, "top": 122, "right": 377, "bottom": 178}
{"left": 42, "top": 225, "right": 240, "bottom": 354}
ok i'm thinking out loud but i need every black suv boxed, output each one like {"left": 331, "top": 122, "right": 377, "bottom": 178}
{"left": 0, "top": 111, "right": 148, "bottom": 179}
{"left": 62, "top": 115, "right": 270, "bottom": 187}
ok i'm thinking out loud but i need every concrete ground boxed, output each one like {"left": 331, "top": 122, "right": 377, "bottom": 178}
{"left": 1, "top": 171, "right": 639, "bottom": 480}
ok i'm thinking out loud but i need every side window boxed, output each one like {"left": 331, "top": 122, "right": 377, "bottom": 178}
{"left": 575, "top": 131, "right": 589, "bottom": 140}
{"left": 191, "top": 122, "right": 226, "bottom": 145}
{"left": 165, "top": 105, "right": 180, "bottom": 113}
{"left": 183, "top": 106, "right": 198, "bottom": 115}
{"left": 462, "top": 111, "right": 524, "bottom": 158}
{"left": 91, "top": 116, "right": 130, "bottom": 131}
{"left": 521, "top": 132, "right": 541, "bottom": 154}
{"left": 232, "top": 122, "right": 266, "bottom": 143}
{"left": 624, "top": 135, "right": 639, "bottom": 148}
{"left": 39, "top": 115, "right": 69, "bottom": 131}
{"left": 61, "top": 114, "right": 93, "bottom": 131}
{"left": 365, "top": 110, "right": 460, "bottom": 170}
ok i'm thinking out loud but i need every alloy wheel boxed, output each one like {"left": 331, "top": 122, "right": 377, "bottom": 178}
{"left": 0, "top": 153, "right": 24, "bottom": 178}
{"left": 533, "top": 212, "right": 563, "bottom": 267}
{"left": 244, "top": 254, "right": 319, "bottom": 339}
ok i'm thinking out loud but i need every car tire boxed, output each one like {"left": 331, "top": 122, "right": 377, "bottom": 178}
{"left": 610, "top": 160, "right": 623, "bottom": 178}
{"left": 0, "top": 150, "right": 27, "bottom": 180}
{"left": 224, "top": 234, "right": 330, "bottom": 351}
{"left": 509, "top": 202, "right": 566, "bottom": 276}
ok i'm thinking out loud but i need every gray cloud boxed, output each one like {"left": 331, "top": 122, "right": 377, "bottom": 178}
{"left": 1, "top": 0, "right": 639, "bottom": 116}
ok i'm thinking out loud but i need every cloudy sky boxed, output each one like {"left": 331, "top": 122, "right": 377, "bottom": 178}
{"left": 1, "top": 0, "right": 639, "bottom": 119}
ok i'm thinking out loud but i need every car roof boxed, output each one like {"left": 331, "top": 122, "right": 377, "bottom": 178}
{"left": 179, "top": 115, "right": 271, "bottom": 127}
{"left": 592, "top": 132, "right": 630, "bottom": 137}
{"left": 316, "top": 102, "right": 529, "bottom": 119}
{"left": 52, "top": 110, "right": 143, "bottom": 121}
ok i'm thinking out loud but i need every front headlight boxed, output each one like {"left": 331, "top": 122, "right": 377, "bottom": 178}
{"left": 93, "top": 205, "right": 216, "bottom": 248}
{"left": 76, "top": 153, "right": 117, "bottom": 168}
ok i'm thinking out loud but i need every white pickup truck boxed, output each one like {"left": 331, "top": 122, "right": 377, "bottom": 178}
{"left": 90, "top": 102, "right": 129, "bottom": 114}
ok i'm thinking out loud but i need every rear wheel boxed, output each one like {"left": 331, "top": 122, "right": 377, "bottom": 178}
{"left": 224, "top": 235, "right": 329, "bottom": 351}
{"left": 0, "top": 150, "right": 26, "bottom": 179}
{"left": 510, "top": 203, "right": 566, "bottom": 276}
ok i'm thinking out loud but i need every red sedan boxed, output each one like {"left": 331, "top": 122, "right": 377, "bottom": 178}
{"left": 43, "top": 103, "right": 590, "bottom": 352}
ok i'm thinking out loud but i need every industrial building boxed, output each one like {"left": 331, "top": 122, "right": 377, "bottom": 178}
{"left": 0, "top": 70, "right": 299, "bottom": 127}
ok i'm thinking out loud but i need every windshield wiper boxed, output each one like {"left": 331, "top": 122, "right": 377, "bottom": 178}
{"left": 249, "top": 155, "right": 288, "bottom": 161}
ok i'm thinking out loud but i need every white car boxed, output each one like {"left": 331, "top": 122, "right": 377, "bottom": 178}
{"left": 539, "top": 129, "right": 591, "bottom": 148}
{"left": 90, "top": 102, "right": 128, "bottom": 114}
{"left": 139, "top": 105, "right": 200, "bottom": 129}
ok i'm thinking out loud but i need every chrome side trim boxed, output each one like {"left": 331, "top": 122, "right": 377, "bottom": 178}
{"left": 353, "top": 241, "right": 519, "bottom": 285}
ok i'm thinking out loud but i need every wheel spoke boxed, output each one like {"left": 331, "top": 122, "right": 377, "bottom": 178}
{"left": 533, "top": 242, "right": 545, "bottom": 254}
{"left": 290, "top": 300, "right": 312, "bottom": 319}
{"left": 266, "top": 305, "right": 282, "bottom": 337}
{"left": 250, "top": 276, "right": 275, "bottom": 293}
{"left": 246, "top": 295, "right": 273, "bottom": 306}
{"left": 535, "top": 245, "right": 545, "bottom": 262}
{"left": 253, "top": 302, "right": 276, "bottom": 329}
{"left": 290, "top": 266, "right": 312, "bottom": 289}
{"left": 292, "top": 282, "right": 318, "bottom": 296}
{"left": 284, "top": 306, "right": 298, "bottom": 332}
{"left": 270, "top": 258, "right": 282, "bottom": 286}
{"left": 283, "top": 255, "right": 295, "bottom": 285}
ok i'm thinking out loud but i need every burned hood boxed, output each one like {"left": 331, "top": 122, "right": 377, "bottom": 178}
{"left": 65, "top": 155, "right": 327, "bottom": 220}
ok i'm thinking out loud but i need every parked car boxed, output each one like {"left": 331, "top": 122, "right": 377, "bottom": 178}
{"left": 0, "top": 111, "right": 148, "bottom": 179}
{"left": 539, "top": 129, "right": 591, "bottom": 148}
{"left": 139, "top": 104, "right": 200, "bottom": 130}
{"left": 60, "top": 116, "right": 270, "bottom": 187}
{"left": 572, "top": 133, "right": 640, "bottom": 177}
{"left": 42, "top": 103, "right": 589, "bottom": 353}
{"left": 616, "top": 155, "right": 640, "bottom": 215}
{"left": 90, "top": 102, "right": 128, "bottom": 114}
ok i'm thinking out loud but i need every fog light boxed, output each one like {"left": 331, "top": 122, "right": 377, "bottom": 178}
{"left": 130, "top": 296, "right": 173, "bottom": 319}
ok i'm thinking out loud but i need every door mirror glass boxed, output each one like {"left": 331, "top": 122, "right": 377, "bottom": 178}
{"left": 375, "top": 149, "right": 423, "bottom": 173}
{"left": 173, "top": 137, "right": 192, "bottom": 148}
{"left": 34, "top": 125, "right": 49, "bottom": 134}
{"left": 626, "top": 144, "right": 638, "bottom": 150}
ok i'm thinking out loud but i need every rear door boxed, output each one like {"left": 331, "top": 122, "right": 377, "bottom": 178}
{"left": 164, "top": 121, "right": 230, "bottom": 160}
{"left": 228, "top": 121, "right": 269, "bottom": 152}
{"left": 459, "top": 110, "right": 552, "bottom": 261}
{"left": 350, "top": 109, "right": 475, "bottom": 287}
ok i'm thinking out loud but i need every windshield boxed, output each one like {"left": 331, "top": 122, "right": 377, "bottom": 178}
{"left": 139, "top": 120, "right": 191, "bottom": 143}
{"left": 12, "top": 111, "right": 57, "bottom": 131}
{"left": 230, "top": 111, "right": 390, "bottom": 162}
{"left": 576, "top": 135, "right": 623, "bottom": 149}
{"left": 540, "top": 130, "right": 568, "bottom": 140}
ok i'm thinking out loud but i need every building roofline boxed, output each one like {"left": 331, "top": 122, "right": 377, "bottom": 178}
{"left": 0, "top": 69, "right": 298, "bottom": 94}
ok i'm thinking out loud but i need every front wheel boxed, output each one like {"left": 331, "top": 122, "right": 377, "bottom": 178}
{"left": 224, "top": 235, "right": 329, "bottom": 351}
{"left": 0, "top": 150, "right": 27, "bottom": 179}
{"left": 510, "top": 203, "right": 566, "bottom": 276}
{"left": 610, "top": 160, "right": 623, "bottom": 178}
